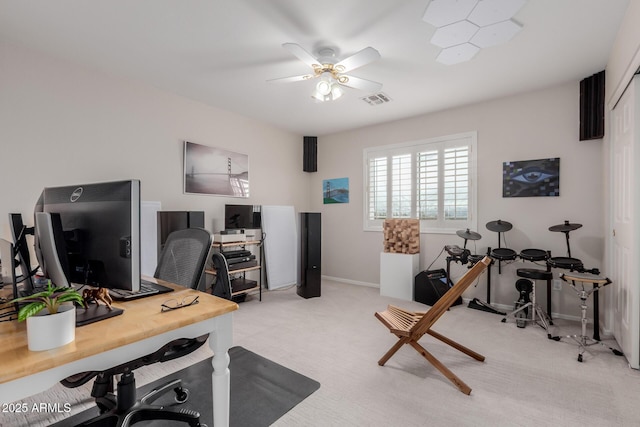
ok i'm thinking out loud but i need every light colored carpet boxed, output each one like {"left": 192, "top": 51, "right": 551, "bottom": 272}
{"left": 3, "top": 278, "right": 640, "bottom": 426}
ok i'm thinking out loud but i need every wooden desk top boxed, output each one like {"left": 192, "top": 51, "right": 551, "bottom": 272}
{"left": 0, "top": 280, "right": 238, "bottom": 384}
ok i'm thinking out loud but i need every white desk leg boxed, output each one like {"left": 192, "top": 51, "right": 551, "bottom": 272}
{"left": 209, "top": 312, "right": 233, "bottom": 427}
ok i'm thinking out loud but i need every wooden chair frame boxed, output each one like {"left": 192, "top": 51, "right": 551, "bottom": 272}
{"left": 375, "top": 256, "right": 491, "bottom": 395}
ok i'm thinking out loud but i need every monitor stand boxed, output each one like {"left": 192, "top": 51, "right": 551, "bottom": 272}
{"left": 76, "top": 303, "right": 123, "bottom": 326}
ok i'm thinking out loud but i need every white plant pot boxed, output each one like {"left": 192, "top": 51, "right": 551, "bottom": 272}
{"left": 26, "top": 304, "right": 76, "bottom": 351}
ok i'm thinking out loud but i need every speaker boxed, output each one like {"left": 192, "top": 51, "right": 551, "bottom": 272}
{"left": 303, "top": 136, "right": 317, "bottom": 172}
{"left": 157, "top": 211, "right": 204, "bottom": 257}
{"left": 414, "top": 269, "right": 462, "bottom": 307}
{"left": 579, "top": 70, "right": 605, "bottom": 141}
{"left": 298, "top": 212, "right": 321, "bottom": 298}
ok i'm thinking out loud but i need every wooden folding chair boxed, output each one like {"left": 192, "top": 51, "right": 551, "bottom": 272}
{"left": 375, "top": 256, "right": 491, "bottom": 395}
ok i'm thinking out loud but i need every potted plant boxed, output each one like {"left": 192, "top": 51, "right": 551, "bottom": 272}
{"left": 11, "top": 281, "right": 84, "bottom": 351}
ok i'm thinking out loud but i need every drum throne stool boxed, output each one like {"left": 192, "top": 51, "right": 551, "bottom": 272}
{"left": 502, "top": 268, "right": 553, "bottom": 334}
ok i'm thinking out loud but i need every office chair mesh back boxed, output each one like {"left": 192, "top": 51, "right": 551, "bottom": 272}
{"left": 61, "top": 227, "right": 214, "bottom": 426}
{"left": 155, "top": 228, "right": 212, "bottom": 289}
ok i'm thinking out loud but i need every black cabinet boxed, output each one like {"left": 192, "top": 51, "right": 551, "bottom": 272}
{"left": 157, "top": 211, "right": 204, "bottom": 257}
{"left": 298, "top": 212, "right": 321, "bottom": 298}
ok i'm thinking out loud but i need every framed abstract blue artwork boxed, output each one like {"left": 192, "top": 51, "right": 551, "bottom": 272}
{"left": 503, "top": 158, "right": 560, "bottom": 197}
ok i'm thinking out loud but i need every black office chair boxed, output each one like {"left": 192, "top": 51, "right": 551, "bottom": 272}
{"left": 211, "top": 253, "right": 232, "bottom": 300}
{"left": 62, "top": 227, "right": 213, "bottom": 427}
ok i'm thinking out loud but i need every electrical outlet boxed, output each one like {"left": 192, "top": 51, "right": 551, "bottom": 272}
{"left": 553, "top": 279, "right": 562, "bottom": 291}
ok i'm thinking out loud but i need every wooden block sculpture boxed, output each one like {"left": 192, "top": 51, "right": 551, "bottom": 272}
{"left": 375, "top": 256, "right": 491, "bottom": 395}
{"left": 383, "top": 219, "right": 420, "bottom": 254}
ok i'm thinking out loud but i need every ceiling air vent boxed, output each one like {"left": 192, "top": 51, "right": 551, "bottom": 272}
{"left": 361, "top": 93, "right": 391, "bottom": 106}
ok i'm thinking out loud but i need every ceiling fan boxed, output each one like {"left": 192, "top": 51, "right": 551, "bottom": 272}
{"left": 268, "top": 43, "right": 383, "bottom": 102}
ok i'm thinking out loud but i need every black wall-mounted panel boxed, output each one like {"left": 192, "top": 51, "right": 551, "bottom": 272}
{"left": 303, "top": 136, "right": 317, "bottom": 172}
{"left": 580, "top": 70, "right": 605, "bottom": 141}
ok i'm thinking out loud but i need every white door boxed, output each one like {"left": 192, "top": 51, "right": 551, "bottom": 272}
{"left": 611, "top": 75, "right": 640, "bottom": 369}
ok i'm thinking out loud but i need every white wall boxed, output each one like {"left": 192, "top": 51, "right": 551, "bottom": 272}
{"left": 313, "top": 81, "right": 603, "bottom": 318}
{"left": 0, "top": 41, "right": 311, "bottom": 239}
{"left": 0, "top": 35, "right": 622, "bottom": 320}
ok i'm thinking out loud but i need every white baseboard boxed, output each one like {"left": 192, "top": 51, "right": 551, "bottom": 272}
{"left": 321, "top": 275, "right": 378, "bottom": 288}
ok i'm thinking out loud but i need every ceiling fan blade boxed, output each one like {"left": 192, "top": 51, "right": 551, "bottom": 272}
{"left": 282, "top": 43, "right": 321, "bottom": 69}
{"left": 267, "top": 74, "right": 315, "bottom": 84}
{"left": 334, "top": 47, "right": 380, "bottom": 73}
{"left": 339, "top": 75, "right": 383, "bottom": 93}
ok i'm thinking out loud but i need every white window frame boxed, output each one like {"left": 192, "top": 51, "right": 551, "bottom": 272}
{"left": 363, "top": 131, "right": 477, "bottom": 234}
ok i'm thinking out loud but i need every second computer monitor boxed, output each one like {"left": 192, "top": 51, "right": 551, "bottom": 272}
{"left": 35, "top": 179, "right": 141, "bottom": 292}
{"left": 34, "top": 212, "right": 71, "bottom": 288}
{"left": 9, "top": 213, "right": 36, "bottom": 293}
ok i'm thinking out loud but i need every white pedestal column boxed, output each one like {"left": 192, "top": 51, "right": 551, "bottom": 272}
{"left": 380, "top": 252, "right": 420, "bottom": 301}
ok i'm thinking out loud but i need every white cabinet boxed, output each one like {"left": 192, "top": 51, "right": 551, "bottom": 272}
{"left": 380, "top": 252, "right": 420, "bottom": 301}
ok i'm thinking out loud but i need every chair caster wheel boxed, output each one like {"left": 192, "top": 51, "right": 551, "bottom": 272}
{"left": 578, "top": 354, "right": 583, "bottom": 362}
{"left": 501, "top": 318, "right": 506, "bottom": 323}
{"left": 174, "top": 386, "right": 189, "bottom": 404}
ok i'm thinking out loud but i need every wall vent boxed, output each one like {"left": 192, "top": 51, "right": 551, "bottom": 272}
{"left": 361, "top": 93, "right": 392, "bottom": 106}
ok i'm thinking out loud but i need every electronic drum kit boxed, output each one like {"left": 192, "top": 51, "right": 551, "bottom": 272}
{"left": 444, "top": 219, "right": 623, "bottom": 362}
{"left": 447, "top": 219, "right": 600, "bottom": 289}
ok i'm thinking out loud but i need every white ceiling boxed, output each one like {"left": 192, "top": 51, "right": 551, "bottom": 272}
{"left": 0, "top": 0, "right": 630, "bottom": 136}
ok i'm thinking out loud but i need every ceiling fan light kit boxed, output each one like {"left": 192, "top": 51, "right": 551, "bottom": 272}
{"left": 423, "top": 0, "right": 527, "bottom": 65}
{"left": 269, "top": 43, "right": 382, "bottom": 102}
{"left": 316, "top": 76, "right": 333, "bottom": 96}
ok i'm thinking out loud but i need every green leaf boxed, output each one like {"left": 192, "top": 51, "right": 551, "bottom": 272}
{"left": 18, "top": 302, "right": 46, "bottom": 322}
{"left": 10, "top": 289, "right": 52, "bottom": 303}
{"left": 57, "top": 293, "right": 84, "bottom": 304}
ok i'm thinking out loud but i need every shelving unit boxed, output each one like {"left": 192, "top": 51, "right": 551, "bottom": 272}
{"left": 206, "top": 240, "right": 262, "bottom": 301}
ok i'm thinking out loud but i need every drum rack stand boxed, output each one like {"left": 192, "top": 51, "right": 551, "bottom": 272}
{"left": 548, "top": 221, "right": 603, "bottom": 339}
{"left": 467, "top": 248, "right": 506, "bottom": 315}
{"left": 465, "top": 220, "right": 512, "bottom": 316}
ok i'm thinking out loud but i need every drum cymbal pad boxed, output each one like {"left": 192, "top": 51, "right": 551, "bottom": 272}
{"left": 549, "top": 220, "right": 582, "bottom": 232}
{"left": 486, "top": 219, "right": 513, "bottom": 232}
{"left": 456, "top": 228, "right": 482, "bottom": 240}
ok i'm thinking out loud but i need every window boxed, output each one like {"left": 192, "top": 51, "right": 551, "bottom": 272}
{"left": 363, "top": 132, "right": 477, "bottom": 233}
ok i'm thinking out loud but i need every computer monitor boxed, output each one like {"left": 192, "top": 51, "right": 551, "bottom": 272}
{"left": 224, "top": 204, "right": 261, "bottom": 230}
{"left": 0, "top": 238, "right": 19, "bottom": 318}
{"left": 0, "top": 238, "right": 16, "bottom": 290}
{"left": 9, "top": 213, "right": 36, "bottom": 293}
{"left": 34, "top": 179, "right": 141, "bottom": 292}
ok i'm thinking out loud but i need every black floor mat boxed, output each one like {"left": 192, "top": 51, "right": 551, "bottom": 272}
{"left": 53, "top": 346, "right": 320, "bottom": 426}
